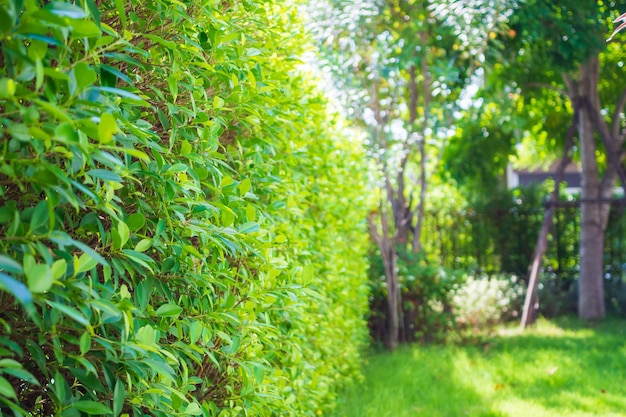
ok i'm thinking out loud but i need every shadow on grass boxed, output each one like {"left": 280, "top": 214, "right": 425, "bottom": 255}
{"left": 331, "top": 318, "right": 626, "bottom": 417}
{"left": 478, "top": 317, "right": 626, "bottom": 415}
{"left": 330, "top": 345, "right": 507, "bottom": 417}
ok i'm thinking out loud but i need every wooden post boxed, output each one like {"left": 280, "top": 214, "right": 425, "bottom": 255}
{"left": 521, "top": 102, "right": 579, "bottom": 329}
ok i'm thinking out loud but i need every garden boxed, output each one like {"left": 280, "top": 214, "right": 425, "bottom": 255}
{"left": 1, "top": 0, "right": 626, "bottom": 416}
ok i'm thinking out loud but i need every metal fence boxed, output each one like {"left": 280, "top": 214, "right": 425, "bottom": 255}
{"left": 420, "top": 200, "right": 626, "bottom": 315}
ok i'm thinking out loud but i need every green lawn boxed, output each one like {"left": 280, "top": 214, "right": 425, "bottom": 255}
{"left": 331, "top": 319, "right": 626, "bottom": 417}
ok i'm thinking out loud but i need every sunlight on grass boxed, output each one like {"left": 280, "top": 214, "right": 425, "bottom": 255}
{"left": 330, "top": 318, "right": 626, "bottom": 417}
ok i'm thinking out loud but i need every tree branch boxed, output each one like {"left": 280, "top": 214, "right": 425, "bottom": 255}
{"left": 582, "top": 97, "right": 626, "bottom": 198}
{"left": 562, "top": 74, "right": 576, "bottom": 99}
{"left": 367, "top": 212, "right": 383, "bottom": 247}
{"left": 611, "top": 87, "right": 626, "bottom": 140}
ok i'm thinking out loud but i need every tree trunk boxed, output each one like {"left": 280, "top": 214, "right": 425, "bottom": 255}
{"left": 578, "top": 56, "right": 606, "bottom": 320}
{"left": 384, "top": 246, "right": 400, "bottom": 349}
{"left": 412, "top": 32, "right": 431, "bottom": 253}
{"left": 412, "top": 138, "right": 427, "bottom": 253}
{"left": 368, "top": 204, "right": 401, "bottom": 350}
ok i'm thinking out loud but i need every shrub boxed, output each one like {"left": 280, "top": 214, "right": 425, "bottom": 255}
{"left": 368, "top": 248, "right": 464, "bottom": 344}
{"left": 452, "top": 274, "right": 524, "bottom": 331}
{"left": 0, "top": 0, "right": 369, "bottom": 416}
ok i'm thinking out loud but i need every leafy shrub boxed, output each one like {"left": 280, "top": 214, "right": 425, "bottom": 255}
{"left": 0, "top": 0, "right": 369, "bottom": 416}
{"left": 368, "top": 247, "right": 464, "bottom": 344}
{"left": 452, "top": 274, "right": 524, "bottom": 331}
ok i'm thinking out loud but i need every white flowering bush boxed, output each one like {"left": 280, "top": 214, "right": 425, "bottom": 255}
{"left": 453, "top": 274, "right": 524, "bottom": 329}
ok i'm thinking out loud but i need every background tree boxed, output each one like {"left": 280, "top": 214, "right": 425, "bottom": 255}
{"left": 495, "top": 0, "right": 626, "bottom": 320}
{"left": 446, "top": 0, "right": 624, "bottom": 319}
{"left": 306, "top": 0, "right": 514, "bottom": 348}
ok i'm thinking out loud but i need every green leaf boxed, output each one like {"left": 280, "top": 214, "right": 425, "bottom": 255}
{"left": 117, "top": 221, "right": 130, "bottom": 249}
{"left": 0, "top": 8, "right": 12, "bottom": 36}
{"left": 70, "top": 19, "right": 101, "bottom": 38}
{"left": 55, "top": 123, "right": 79, "bottom": 143}
{"left": 246, "top": 48, "right": 262, "bottom": 57}
{"left": 221, "top": 175, "right": 235, "bottom": 187}
{"left": 239, "top": 178, "right": 252, "bottom": 195}
{"left": 93, "top": 86, "right": 147, "bottom": 104}
{"left": 221, "top": 207, "right": 235, "bottom": 227}
{"left": 238, "top": 222, "right": 260, "bottom": 234}
{"left": 26, "top": 341, "right": 47, "bottom": 377}
{"left": 113, "top": 379, "right": 125, "bottom": 417}
{"left": 28, "top": 40, "right": 48, "bottom": 61}
{"left": 34, "top": 60, "right": 44, "bottom": 92}
{"left": 76, "top": 253, "right": 98, "bottom": 273}
{"left": 47, "top": 301, "right": 89, "bottom": 326}
{"left": 0, "top": 376, "right": 17, "bottom": 399}
{"left": 34, "top": 99, "right": 73, "bottom": 124}
{"left": 168, "top": 75, "right": 178, "bottom": 101}
{"left": 189, "top": 320, "right": 202, "bottom": 344}
{"left": 126, "top": 213, "right": 145, "bottom": 231}
{"left": 184, "top": 402, "right": 203, "bottom": 416}
{"left": 73, "top": 401, "right": 112, "bottom": 415}
{"left": 121, "top": 250, "right": 154, "bottom": 272}
{"left": 100, "top": 64, "right": 132, "bottom": 85}
{"left": 70, "top": 239, "right": 108, "bottom": 267}
{"left": 98, "top": 113, "right": 117, "bottom": 144}
{"left": 25, "top": 263, "right": 53, "bottom": 293}
{"left": 113, "top": 0, "right": 126, "bottom": 30}
{"left": 85, "top": 0, "right": 101, "bottom": 28}
{"left": 167, "top": 163, "right": 188, "bottom": 173}
{"left": 0, "top": 359, "right": 27, "bottom": 369}
{"left": 135, "top": 325, "right": 156, "bottom": 345}
{"left": 156, "top": 303, "right": 182, "bottom": 317}
{"left": 0, "top": 78, "right": 16, "bottom": 99}
{"left": 0, "top": 255, "right": 23, "bottom": 274}
{"left": 53, "top": 371, "right": 70, "bottom": 403}
{"left": 302, "top": 264, "right": 314, "bottom": 284}
{"left": 51, "top": 258, "right": 67, "bottom": 279}
{"left": 122, "top": 147, "right": 150, "bottom": 161}
{"left": 1, "top": 367, "right": 39, "bottom": 385}
{"left": 228, "top": 335, "right": 241, "bottom": 354}
{"left": 86, "top": 169, "right": 123, "bottom": 182}
{"left": 30, "top": 200, "right": 49, "bottom": 233}
{"left": 134, "top": 238, "right": 152, "bottom": 253}
{"left": 79, "top": 332, "right": 91, "bottom": 355}
{"left": 157, "top": 108, "right": 170, "bottom": 130}
{"left": 0, "top": 273, "right": 31, "bottom": 306}
{"left": 144, "top": 34, "right": 177, "bottom": 50}
{"left": 45, "top": 2, "right": 87, "bottom": 19}
{"left": 254, "top": 365, "right": 265, "bottom": 384}
{"left": 72, "top": 62, "right": 97, "bottom": 91}
{"left": 246, "top": 205, "right": 256, "bottom": 222}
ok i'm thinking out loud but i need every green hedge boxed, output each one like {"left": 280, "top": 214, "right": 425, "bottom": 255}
{"left": 0, "top": 0, "right": 370, "bottom": 415}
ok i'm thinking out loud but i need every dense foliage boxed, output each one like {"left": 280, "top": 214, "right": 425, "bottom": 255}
{"left": 0, "top": 0, "right": 370, "bottom": 415}
{"left": 368, "top": 247, "right": 463, "bottom": 344}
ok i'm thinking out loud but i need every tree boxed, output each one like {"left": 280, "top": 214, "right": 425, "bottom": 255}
{"left": 306, "top": 0, "right": 513, "bottom": 347}
{"left": 500, "top": 0, "right": 626, "bottom": 320}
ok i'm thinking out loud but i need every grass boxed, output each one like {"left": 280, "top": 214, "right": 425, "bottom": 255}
{"left": 330, "top": 318, "right": 626, "bottom": 417}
